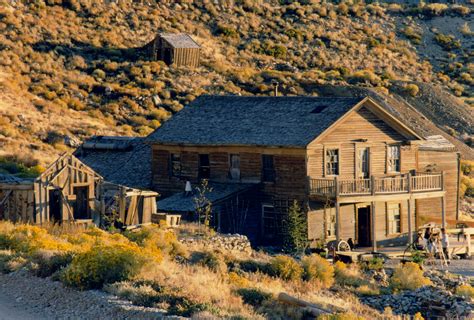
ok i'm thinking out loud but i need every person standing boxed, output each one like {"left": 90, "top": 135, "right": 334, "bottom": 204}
{"left": 441, "top": 228, "right": 450, "bottom": 263}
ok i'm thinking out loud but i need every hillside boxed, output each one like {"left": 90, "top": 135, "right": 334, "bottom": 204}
{"left": 0, "top": 0, "right": 472, "bottom": 166}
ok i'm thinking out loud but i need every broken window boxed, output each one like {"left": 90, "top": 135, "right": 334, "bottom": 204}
{"left": 262, "top": 155, "right": 275, "bottom": 182}
{"left": 387, "top": 203, "right": 401, "bottom": 234}
{"left": 387, "top": 145, "right": 401, "bottom": 173}
{"left": 325, "top": 149, "right": 339, "bottom": 176}
{"left": 229, "top": 154, "right": 240, "bottom": 180}
{"left": 170, "top": 153, "right": 181, "bottom": 177}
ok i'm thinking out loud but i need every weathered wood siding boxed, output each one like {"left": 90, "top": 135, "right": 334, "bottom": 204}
{"left": 147, "top": 36, "right": 200, "bottom": 68}
{"left": 416, "top": 150, "right": 459, "bottom": 221}
{"left": 151, "top": 145, "right": 307, "bottom": 201}
{"left": 307, "top": 106, "right": 415, "bottom": 179}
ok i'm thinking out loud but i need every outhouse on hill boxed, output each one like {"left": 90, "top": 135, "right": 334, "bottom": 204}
{"left": 145, "top": 32, "right": 200, "bottom": 68}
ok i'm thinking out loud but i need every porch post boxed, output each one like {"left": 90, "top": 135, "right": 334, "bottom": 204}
{"left": 441, "top": 195, "right": 446, "bottom": 228}
{"left": 335, "top": 200, "right": 341, "bottom": 243}
{"left": 407, "top": 198, "right": 413, "bottom": 245}
{"left": 371, "top": 201, "right": 377, "bottom": 252}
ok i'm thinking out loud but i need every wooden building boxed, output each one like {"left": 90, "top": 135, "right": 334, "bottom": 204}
{"left": 148, "top": 95, "right": 461, "bottom": 248}
{"left": 0, "top": 153, "right": 158, "bottom": 226}
{"left": 0, "top": 154, "right": 102, "bottom": 224}
{"left": 145, "top": 33, "right": 200, "bottom": 68}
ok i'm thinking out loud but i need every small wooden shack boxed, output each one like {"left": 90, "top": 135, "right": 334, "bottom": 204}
{"left": 146, "top": 32, "right": 200, "bottom": 67}
{"left": 0, "top": 153, "right": 158, "bottom": 226}
{"left": 102, "top": 182, "right": 158, "bottom": 226}
{"left": 0, "top": 154, "right": 101, "bottom": 224}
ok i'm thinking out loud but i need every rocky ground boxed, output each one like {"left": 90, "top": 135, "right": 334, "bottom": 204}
{"left": 0, "top": 270, "right": 177, "bottom": 320}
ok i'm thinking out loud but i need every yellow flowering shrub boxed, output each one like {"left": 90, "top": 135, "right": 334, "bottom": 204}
{"left": 228, "top": 271, "right": 250, "bottom": 288}
{"left": 269, "top": 255, "right": 303, "bottom": 281}
{"left": 61, "top": 242, "right": 154, "bottom": 290}
{"left": 456, "top": 284, "right": 474, "bottom": 300}
{"left": 302, "top": 254, "right": 334, "bottom": 288}
{"left": 390, "top": 262, "right": 432, "bottom": 291}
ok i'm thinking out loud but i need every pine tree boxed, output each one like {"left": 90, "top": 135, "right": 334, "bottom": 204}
{"left": 283, "top": 200, "right": 308, "bottom": 253}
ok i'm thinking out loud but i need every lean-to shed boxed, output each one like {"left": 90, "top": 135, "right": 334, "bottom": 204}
{"left": 145, "top": 32, "right": 200, "bottom": 68}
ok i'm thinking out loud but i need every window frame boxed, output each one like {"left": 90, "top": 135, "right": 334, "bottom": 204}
{"left": 262, "top": 154, "right": 275, "bottom": 182}
{"left": 386, "top": 144, "right": 401, "bottom": 173}
{"left": 355, "top": 146, "right": 370, "bottom": 179}
{"left": 198, "top": 154, "right": 210, "bottom": 180}
{"left": 324, "top": 147, "right": 340, "bottom": 177}
{"left": 386, "top": 202, "right": 402, "bottom": 235}
{"left": 229, "top": 154, "right": 241, "bottom": 180}
{"left": 169, "top": 153, "right": 182, "bottom": 178}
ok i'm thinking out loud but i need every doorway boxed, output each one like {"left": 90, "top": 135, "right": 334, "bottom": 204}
{"left": 49, "top": 189, "right": 62, "bottom": 223}
{"left": 73, "top": 186, "right": 89, "bottom": 219}
{"left": 357, "top": 206, "right": 371, "bottom": 247}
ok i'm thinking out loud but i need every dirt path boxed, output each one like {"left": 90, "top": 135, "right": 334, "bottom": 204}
{"left": 0, "top": 270, "right": 169, "bottom": 320}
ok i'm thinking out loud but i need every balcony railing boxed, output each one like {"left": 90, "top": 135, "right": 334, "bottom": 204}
{"left": 309, "top": 172, "right": 443, "bottom": 197}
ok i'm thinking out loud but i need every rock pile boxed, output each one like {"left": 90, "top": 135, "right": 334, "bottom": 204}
{"left": 361, "top": 285, "right": 473, "bottom": 318}
{"left": 180, "top": 234, "right": 252, "bottom": 254}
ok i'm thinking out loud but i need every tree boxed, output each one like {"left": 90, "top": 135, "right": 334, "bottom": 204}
{"left": 283, "top": 200, "right": 307, "bottom": 254}
{"left": 193, "top": 179, "right": 213, "bottom": 231}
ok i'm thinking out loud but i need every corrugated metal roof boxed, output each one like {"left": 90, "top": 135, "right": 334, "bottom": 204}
{"left": 159, "top": 33, "right": 200, "bottom": 49}
{"left": 147, "top": 95, "right": 364, "bottom": 147}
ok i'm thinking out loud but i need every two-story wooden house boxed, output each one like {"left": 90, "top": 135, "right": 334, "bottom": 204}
{"left": 148, "top": 95, "right": 460, "bottom": 249}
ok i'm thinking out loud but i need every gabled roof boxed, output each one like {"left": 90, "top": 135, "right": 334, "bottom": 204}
{"left": 159, "top": 33, "right": 200, "bottom": 49}
{"left": 148, "top": 95, "right": 420, "bottom": 148}
{"left": 74, "top": 136, "right": 152, "bottom": 190}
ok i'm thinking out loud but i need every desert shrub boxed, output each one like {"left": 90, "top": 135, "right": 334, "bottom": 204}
{"left": 106, "top": 281, "right": 160, "bottom": 307}
{"left": 302, "top": 254, "right": 334, "bottom": 288}
{"left": 238, "top": 259, "right": 272, "bottom": 274}
{"left": 216, "top": 23, "right": 238, "bottom": 38}
{"left": 361, "top": 257, "right": 384, "bottom": 272}
{"left": 460, "top": 176, "right": 474, "bottom": 197}
{"left": 389, "top": 262, "right": 431, "bottom": 291}
{"left": 0, "top": 250, "right": 26, "bottom": 273}
{"left": 236, "top": 288, "right": 272, "bottom": 307}
{"left": 405, "top": 83, "right": 419, "bottom": 97}
{"left": 421, "top": 3, "right": 448, "bottom": 16}
{"left": 456, "top": 284, "right": 474, "bottom": 300}
{"left": 347, "top": 70, "right": 381, "bottom": 85}
{"left": 269, "top": 255, "right": 303, "bottom": 281}
{"left": 61, "top": 243, "right": 149, "bottom": 290}
{"left": 355, "top": 284, "right": 380, "bottom": 296}
{"left": 190, "top": 251, "right": 226, "bottom": 273}
{"left": 450, "top": 5, "right": 470, "bottom": 16}
{"left": 318, "top": 313, "right": 365, "bottom": 320}
{"left": 435, "top": 33, "right": 461, "bottom": 51}
{"left": 228, "top": 271, "right": 250, "bottom": 288}
{"left": 334, "top": 261, "right": 363, "bottom": 287}
{"left": 30, "top": 249, "right": 73, "bottom": 277}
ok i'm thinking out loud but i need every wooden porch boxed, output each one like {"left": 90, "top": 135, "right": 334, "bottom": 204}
{"left": 309, "top": 172, "right": 444, "bottom": 198}
{"left": 309, "top": 172, "right": 447, "bottom": 252}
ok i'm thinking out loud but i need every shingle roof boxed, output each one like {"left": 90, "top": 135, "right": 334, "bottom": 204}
{"left": 158, "top": 183, "right": 256, "bottom": 213}
{"left": 147, "top": 96, "right": 364, "bottom": 147}
{"left": 419, "top": 135, "right": 456, "bottom": 152}
{"left": 159, "top": 33, "right": 200, "bottom": 49}
{"left": 74, "top": 136, "right": 152, "bottom": 190}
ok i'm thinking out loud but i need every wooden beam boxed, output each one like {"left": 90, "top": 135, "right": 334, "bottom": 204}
{"left": 407, "top": 198, "right": 413, "bottom": 245}
{"left": 441, "top": 196, "right": 446, "bottom": 228}
{"left": 335, "top": 200, "right": 340, "bottom": 242}
{"left": 371, "top": 201, "right": 377, "bottom": 252}
{"left": 337, "top": 190, "right": 446, "bottom": 204}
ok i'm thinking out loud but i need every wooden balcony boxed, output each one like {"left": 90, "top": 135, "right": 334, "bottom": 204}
{"left": 309, "top": 172, "right": 444, "bottom": 198}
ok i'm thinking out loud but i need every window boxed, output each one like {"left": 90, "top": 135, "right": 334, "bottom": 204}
{"left": 387, "top": 203, "right": 401, "bottom": 234}
{"left": 325, "top": 149, "right": 339, "bottom": 176}
{"left": 198, "top": 154, "right": 210, "bottom": 179}
{"left": 229, "top": 154, "right": 240, "bottom": 180}
{"left": 262, "top": 205, "right": 276, "bottom": 237}
{"left": 357, "top": 147, "right": 370, "bottom": 178}
{"left": 262, "top": 155, "right": 275, "bottom": 182}
{"left": 387, "top": 145, "right": 401, "bottom": 172}
{"left": 169, "top": 153, "right": 181, "bottom": 177}
{"left": 326, "top": 208, "right": 336, "bottom": 238}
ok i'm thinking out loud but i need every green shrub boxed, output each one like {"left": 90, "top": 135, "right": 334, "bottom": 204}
{"left": 61, "top": 244, "right": 147, "bottom": 290}
{"left": 302, "top": 254, "right": 334, "bottom": 288}
{"left": 283, "top": 200, "right": 307, "bottom": 253}
{"left": 361, "top": 257, "right": 384, "bottom": 272}
{"left": 190, "top": 251, "right": 226, "bottom": 273}
{"left": 435, "top": 33, "right": 461, "bottom": 51}
{"left": 269, "top": 255, "right": 303, "bottom": 281}
{"left": 405, "top": 83, "right": 420, "bottom": 97}
{"left": 389, "top": 262, "right": 431, "bottom": 291}
{"left": 238, "top": 259, "right": 272, "bottom": 274}
{"left": 0, "top": 250, "right": 26, "bottom": 274}
{"left": 236, "top": 288, "right": 272, "bottom": 307}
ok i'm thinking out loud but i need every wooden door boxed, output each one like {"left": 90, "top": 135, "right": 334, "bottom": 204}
{"left": 73, "top": 186, "right": 89, "bottom": 219}
{"left": 49, "top": 189, "right": 62, "bottom": 223}
{"left": 357, "top": 206, "right": 371, "bottom": 247}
